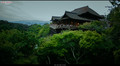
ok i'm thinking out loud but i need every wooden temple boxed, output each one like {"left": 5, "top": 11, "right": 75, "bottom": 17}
{"left": 50, "top": 6, "right": 104, "bottom": 34}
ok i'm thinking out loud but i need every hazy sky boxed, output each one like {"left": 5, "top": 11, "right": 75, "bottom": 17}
{"left": 0, "top": 1, "right": 112, "bottom": 21}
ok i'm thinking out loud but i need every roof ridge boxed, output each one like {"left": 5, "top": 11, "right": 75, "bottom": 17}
{"left": 71, "top": 6, "right": 102, "bottom": 18}
{"left": 65, "top": 11, "right": 79, "bottom": 15}
{"left": 86, "top": 7, "right": 101, "bottom": 16}
{"left": 72, "top": 6, "right": 89, "bottom": 11}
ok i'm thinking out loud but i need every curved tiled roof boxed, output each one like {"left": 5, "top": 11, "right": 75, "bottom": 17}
{"left": 72, "top": 6, "right": 103, "bottom": 18}
{"left": 62, "top": 11, "right": 93, "bottom": 21}
{"left": 51, "top": 6, "right": 104, "bottom": 22}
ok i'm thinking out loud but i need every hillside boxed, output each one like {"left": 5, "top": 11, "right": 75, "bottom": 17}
{"left": 10, "top": 20, "right": 51, "bottom": 26}
{"left": 0, "top": 20, "right": 29, "bottom": 31}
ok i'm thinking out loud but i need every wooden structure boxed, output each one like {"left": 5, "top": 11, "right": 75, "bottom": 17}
{"left": 50, "top": 6, "right": 104, "bottom": 34}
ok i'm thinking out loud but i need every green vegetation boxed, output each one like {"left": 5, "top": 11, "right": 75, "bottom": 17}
{"left": 0, "top": 21, "right": 50, "bottom": 64}
{"left": 0, "top": 20, "right": 29, "bottom": 32}
{"left": 78, "top": 21, "right": 108, "bottom": 33}
{"left": 0, "top": 1, "right": 120, "bottom": 64}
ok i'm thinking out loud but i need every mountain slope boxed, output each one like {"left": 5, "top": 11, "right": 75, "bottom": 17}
{"left": 10, "top": 20, "right": 51, "bottom": 25}
{"left": 0, "top": 20, "right": 29, "bottom": 31}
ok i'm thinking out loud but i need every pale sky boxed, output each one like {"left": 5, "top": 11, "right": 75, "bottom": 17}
{"left": 0, "top": 1, "right": 112, "bottom": 22}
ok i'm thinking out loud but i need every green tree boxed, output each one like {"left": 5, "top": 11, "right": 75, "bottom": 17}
{"left": 0, "top": 29, "right": 39, "bottom": 64}
{"left": 79, "top": 21, "right": 107, "bottom": 33}
{"left": 28, "top": 24, "right": 41, "bottom": 34}
{"left": 38, "top": 24, "right": 50, "bottom": 38}
{"left": 107, "top": 1, "right": 120, "bottom": 63}
{"left": 106, "top": 2, "right": 120, "bottom": 48}
{"left": 37, "top": 30, "right": 83, "bottom": 64}
{"left": 79, "top": 31, "right": 114, "bottom": 64}
{"left": 37, "top": 30, "right": 115, "bottom": 64}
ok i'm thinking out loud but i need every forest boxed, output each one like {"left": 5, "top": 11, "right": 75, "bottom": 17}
{"left": 0, "top": 1, "right": 120, "bottom": 64}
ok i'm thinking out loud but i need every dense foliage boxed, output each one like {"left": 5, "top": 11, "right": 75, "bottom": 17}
{"left": 37, "top": 30, "right": 114, "bottom": 64}
{"left": 0, "top": 29, "right": 39, "bottom": 64}
{"left": 78, "top": 21, "right": 108, "bottom": 33}
{"left": 0, "top": 21, "right": 50, "bottom": 64}
{"left": 0, "top": 20, "right": 29, "bottom": 31}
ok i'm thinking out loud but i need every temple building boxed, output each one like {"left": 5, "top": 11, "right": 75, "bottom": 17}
{"left": 50, "top": 6, "right": 104, "bottom": 34}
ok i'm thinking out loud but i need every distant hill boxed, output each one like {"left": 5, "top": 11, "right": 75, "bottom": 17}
{"left": 0, "top": 20, "right": 29, "bottom": 31}
{"left": 10, "top": 20, "right": 51, "bottom": 25}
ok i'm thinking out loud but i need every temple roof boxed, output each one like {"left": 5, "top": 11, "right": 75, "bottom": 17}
{"left": 71, "top": 6, "right": 103, "bottom": 18}
{"left": 61, "top": 11, "right": 93, "bottom": 21}
{"left": 51, "top": 6, "right": 104, "bottom": 22}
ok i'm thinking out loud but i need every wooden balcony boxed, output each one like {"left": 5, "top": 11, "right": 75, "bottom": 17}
{"left": 50, "top": 24, "right": 78, "bottom": 29}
